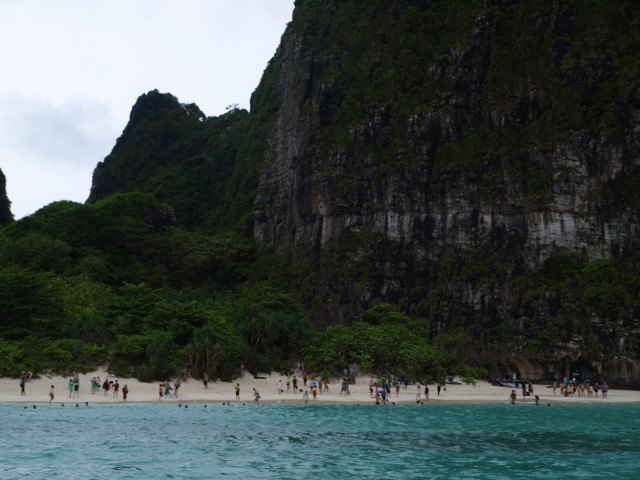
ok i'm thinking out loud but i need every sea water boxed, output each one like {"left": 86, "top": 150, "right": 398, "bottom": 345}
{"left": 0, "top": 402, "right": 638, "bottom": 479}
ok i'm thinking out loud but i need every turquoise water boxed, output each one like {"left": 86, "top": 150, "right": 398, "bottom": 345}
{"left": 1, "top": 402, "right": 638, "bottom": 479}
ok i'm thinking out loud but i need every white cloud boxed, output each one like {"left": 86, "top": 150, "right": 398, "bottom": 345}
{"left": 0, "top": 95, "right": 116, "bottom": 165}
{"left": 0, "top": 0, "right": 294, "bottom": 218}
{"left": 0, "top": 95, "right": 117, "bottom": 217}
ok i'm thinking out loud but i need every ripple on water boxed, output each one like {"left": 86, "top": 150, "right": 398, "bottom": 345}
{"left": 1, "top": 403, "right": 639, "bottom": 479}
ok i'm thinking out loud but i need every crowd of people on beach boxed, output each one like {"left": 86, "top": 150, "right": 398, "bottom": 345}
{"left": 262, "top": 371, "right": 340, "bottom": 403}
{"left": 239, "top": 373, "right": 335, "bottom": 403}
{"left": 84, "top": 372, "right": 129, "bottom": 400}
{"left": 19, "top": 362, "right": 452, "bottom": 406}
{"left": 553, "top": 377, "right": 609, "bottom": 398}
{"left": 369, "top": 377, "right": 447, "bottom": 405}
{"left": 29, "top": 371, "right": 130, "bottom": 403}
{"left": 261, "top": 370, "right": 451, "bottom": 406}
{"left": 13, "top": 363, "right": 618, "bottom": 406}
{"left": 158, "top": 379, "right": 181, "bottom": 400}
{"left": 505, "top": 376, "right": 610, "bottom": 404}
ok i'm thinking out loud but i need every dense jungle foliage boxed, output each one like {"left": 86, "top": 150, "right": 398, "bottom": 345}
{"left": 1, "top": 0, "right": 639, "bottom": 382}
{"left": 1, "top": 190, "right": 636, "bottom": 382}
{"left": 0, "top": 193, "right": 482, "bottom": 382}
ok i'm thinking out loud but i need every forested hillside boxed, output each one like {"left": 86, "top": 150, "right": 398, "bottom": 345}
{"left": 1, "top": 0, "right": 639, "bottom": 386}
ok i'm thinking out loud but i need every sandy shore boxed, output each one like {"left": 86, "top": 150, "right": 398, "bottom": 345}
{"left": 3, "top": 371, "right": 640, "bottom": 405}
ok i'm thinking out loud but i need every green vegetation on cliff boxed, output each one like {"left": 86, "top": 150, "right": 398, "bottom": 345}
{"left": 88, "top": 87, "right": 278, "bottom": 231}
{"left": 0, "top": 194, "right": 449, "bottom": 381}
{"left": 1, "top": 0, "right": 639, "bottom": 384}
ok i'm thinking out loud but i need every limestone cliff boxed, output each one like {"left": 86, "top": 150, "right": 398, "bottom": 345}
{"left": 254, "top": 1, "right": 640, "bottom": 384}
{"left": 88, "top": 89, "right": 259, "bottom": 230}
{"left": 0, "top": 168, "right": 13, "bottom": 225}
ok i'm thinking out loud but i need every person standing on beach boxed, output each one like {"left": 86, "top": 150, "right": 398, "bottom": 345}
{"left": 49, "top": 385, "right": 55, "bottom": 402}
{"left": 509, "top": 389, "right": 517, "bottom": 404}
{"left": 163, "top": 383, "right": 173, "bottom": 398}
{"left": 68, "top": 378, "right": 74, "bottom": 397}
{"left": 277, "top": 379, "right": 283, "bottom": 394}
{"left": 416, "top": 385, "right": 422, "bottom": 402}
{"left": 103, "top": 378, "right": 110, "bottom": 396}
{"left": 158, "top": 384, "right": 164, "bottom": 400}
{"left": 235, "top": 383, "right": 240, "bottom": 401}
{"left": 73, "top": 375, "right": 80, "bottom": 398}
{"left": 113, "top": 380, "right": 120, "bottom": 398}
{"left": 19, "top": 377, "right": 26, "bottom": 396}
{"left": 122, "top": 384, "right": 129, "bottom": 402}
{"left": 302, "top": 390, "right": 309, "bottom": 404}
{"left": 253, "top": 388, "right": 260, "bottom": 403}
{"left": 203, "top": 372, "right": 209, "bottom": 389}
{"left": 340, "top": 379, "right": 350, "bottom": 396}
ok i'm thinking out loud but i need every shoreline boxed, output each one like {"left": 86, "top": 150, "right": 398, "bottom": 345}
{"left": 3, "top": 370, "right": 640, "bottom": 406}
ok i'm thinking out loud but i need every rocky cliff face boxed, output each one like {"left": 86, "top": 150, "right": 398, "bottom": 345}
{"left": 254, "top": 1, "right": 640, "bottom": 385}
{"left": 0, "top": 168, "right": 13, "bottom": 225}
{"left": 88, "top": 90, "right": 258, "bottom": 230}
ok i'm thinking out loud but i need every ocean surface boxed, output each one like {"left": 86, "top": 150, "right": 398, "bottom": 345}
{"left": 0, "top": 402, "right": 638, "bottom": 479}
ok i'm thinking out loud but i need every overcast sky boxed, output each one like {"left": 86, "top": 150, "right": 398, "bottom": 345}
{"left": 0, "top": 0, "right": 294, "bottom": 219}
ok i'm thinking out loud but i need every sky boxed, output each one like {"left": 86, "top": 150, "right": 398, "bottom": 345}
{"left": 0, "top": 0, "right": 294, "bottom": 219}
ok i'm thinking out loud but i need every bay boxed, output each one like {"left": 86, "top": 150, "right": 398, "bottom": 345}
{"left": 0, "top": 402, "right": 638, "bottom": 479}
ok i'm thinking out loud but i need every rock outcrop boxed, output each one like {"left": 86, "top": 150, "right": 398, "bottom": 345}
{"left": 0, "top": 168, "right": 13, "bottom": 225}
{"left": 88, "top": 90, "right": 256, "bottom": 230}
{"left": 253, "top": 1, "right": 640, "bottom": 385}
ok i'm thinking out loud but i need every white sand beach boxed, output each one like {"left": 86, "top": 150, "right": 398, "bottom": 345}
{"left": 3, "top": 370, "right": 640, "bottom": 405}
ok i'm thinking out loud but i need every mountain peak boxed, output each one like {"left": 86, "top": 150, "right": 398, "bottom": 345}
{"left": 0, "top": 168, "right": 13, "bottom": 225}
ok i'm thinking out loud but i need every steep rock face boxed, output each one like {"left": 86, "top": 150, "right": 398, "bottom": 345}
{"left": 0, "top": 168, "right": 13, "bottom": 225}
{"left": 254, "top": 1, "right": 640, "bottom": 384}
{"left": 256, "top": 2, "right": 639, "bottom": 261}
{"left": 89, "top": 90, "right": 208, "bottom": 212}
{"left": 88, "top": 90, "right": 257, "bottom": 230}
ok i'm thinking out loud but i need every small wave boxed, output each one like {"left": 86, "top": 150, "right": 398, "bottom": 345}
{"left": 112, "top": 464, "right": 143, "bottom": 471}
